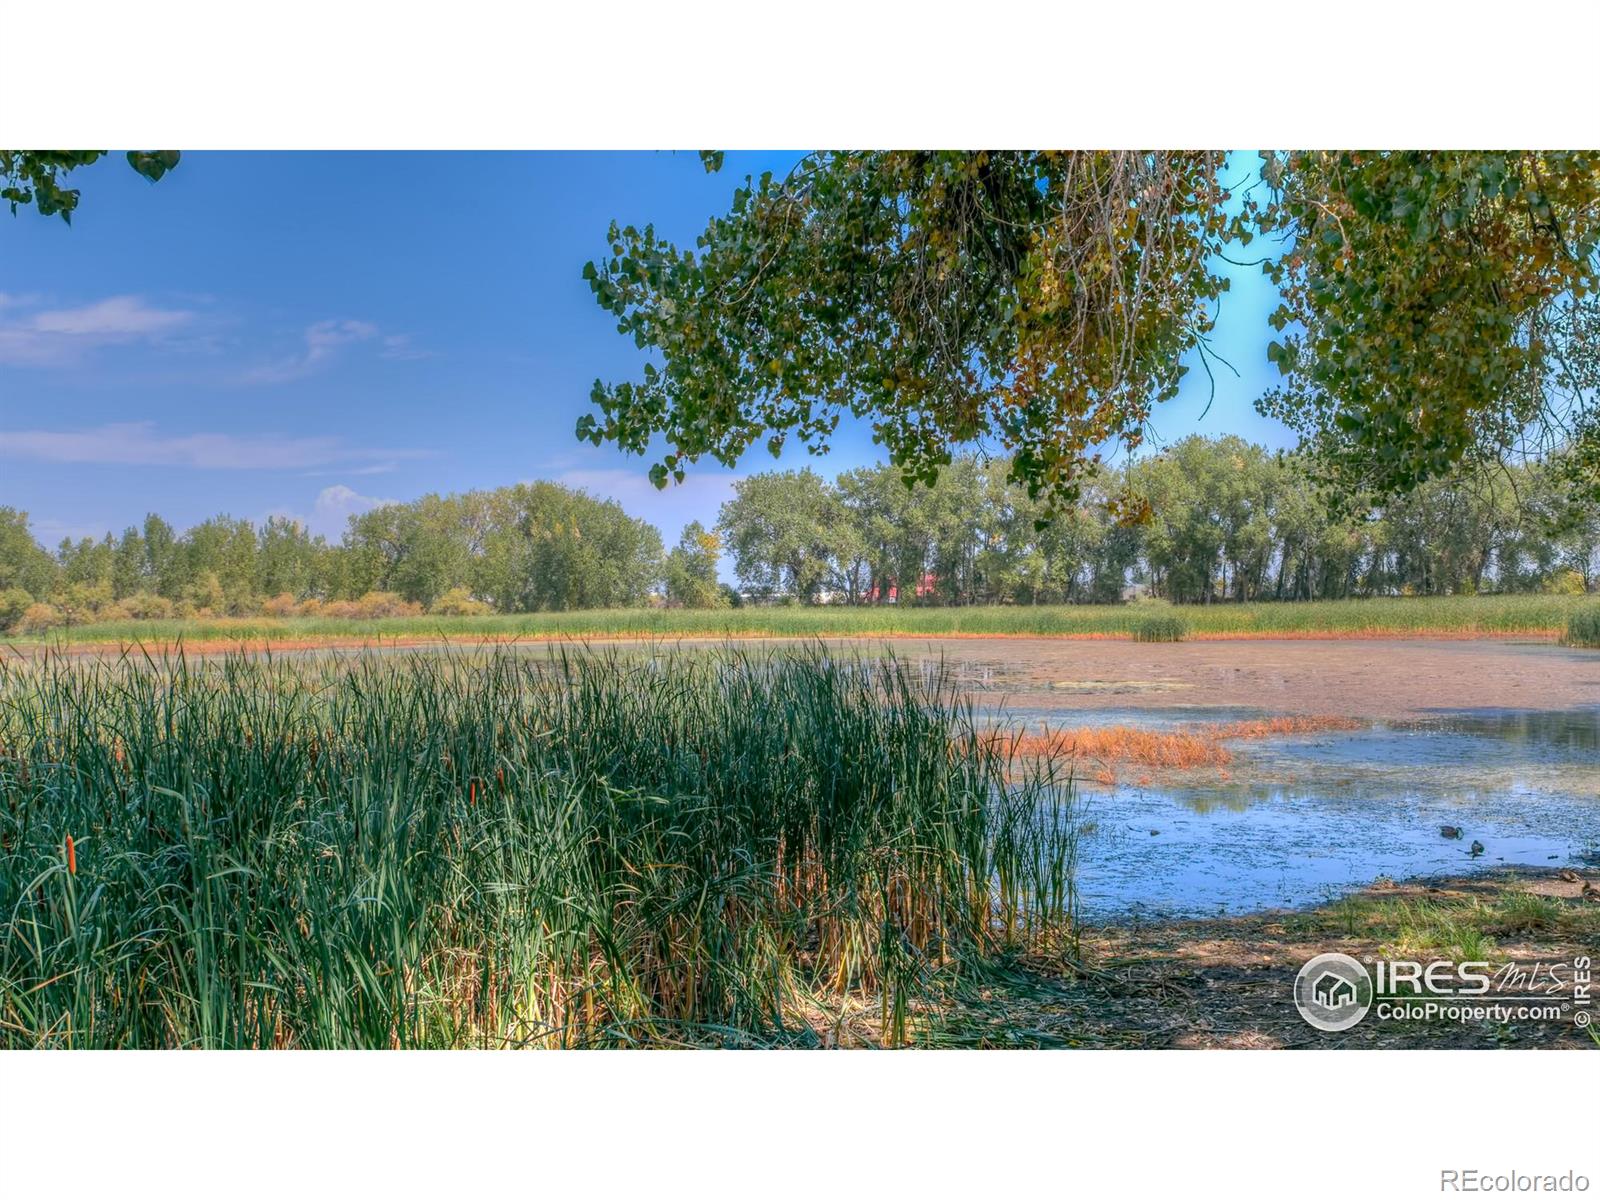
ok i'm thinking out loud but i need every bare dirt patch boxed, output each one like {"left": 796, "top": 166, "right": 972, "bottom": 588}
{"left": 885, "top": 637, "right": 1600, "bottom": 720}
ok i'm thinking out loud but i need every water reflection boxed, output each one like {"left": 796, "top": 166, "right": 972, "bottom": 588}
{"left": 1043, "top": 706, "right": 1600, "bottom": 920}
{"left": 1401, "top": 708, "right": 1600, "bottom": 753}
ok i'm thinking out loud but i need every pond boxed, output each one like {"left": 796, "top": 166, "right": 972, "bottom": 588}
{"left": 1010, "top": 706, "right": 1600, "bottom": 921}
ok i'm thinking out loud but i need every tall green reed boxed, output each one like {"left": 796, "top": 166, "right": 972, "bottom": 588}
{"left": 0, "top": 644, "right": 1078, "bottom": 1048}
{"left": 1564, "top": 606, "right": 1600, "bottom": 648}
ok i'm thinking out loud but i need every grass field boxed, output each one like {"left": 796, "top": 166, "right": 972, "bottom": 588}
{"left": 0, "top": 645, "right": 1078, "bottom": 1048}
{"left": 7, "top": 594, "right": 1595, "bottom": 648}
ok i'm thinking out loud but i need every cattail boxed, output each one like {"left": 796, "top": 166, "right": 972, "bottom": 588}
{"left": 65, "top": 834, "right": 77, "bottom": 876}
{"left": 469, "top": 780, "right": 477, "bottom": 806}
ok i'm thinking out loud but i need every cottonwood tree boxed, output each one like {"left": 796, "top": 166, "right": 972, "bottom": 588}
{"left": 0, "top": 508, "right": 58, "bottom": 597}
{"left": 716, "top": 470, "right": 845, "bottom": 602}
{"left": 583, "top": 151, "right": 1600, "bottom": 516}
{"left": 585, "top": 151, "right": 1232, "bottom": 518}
{"left": 1256, "top": 151, "right": 1600, "bottom": 502}
{"left": 664, "top": 522, "right": 726, "bottom": 608}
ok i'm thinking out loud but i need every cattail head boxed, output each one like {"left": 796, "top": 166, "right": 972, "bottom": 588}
{"left": 469, "top": 780, "right": 477, "bottom": 806}
{"left": 65, "top": 834, "right": 77, "bottom": 876}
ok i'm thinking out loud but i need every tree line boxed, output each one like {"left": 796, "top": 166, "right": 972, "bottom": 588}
{"left": 2, "top": 436, "right": 1596, "bottom": 631}
{"left": 0, "top": 482, "right": 689, "bottom": 631}
{"left": 719, "top": 437, "right": 1598, "bottom": 605}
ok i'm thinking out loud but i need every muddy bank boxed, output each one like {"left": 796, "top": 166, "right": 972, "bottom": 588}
{"left": 943, "top": 869, "right": 1600, "bottom": 1048}
{"left": 13, "top": 635, "right": 1596, "bottom": 720}
{"left": 884, "top": 636, "right": 1598, "bottom": 720}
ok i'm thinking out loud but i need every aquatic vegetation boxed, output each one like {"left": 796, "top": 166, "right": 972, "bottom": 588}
{"left": 0, "top": 646, "right": 1078, "bottom": 1048}
{"left": 1563, "top": 606, "right": 1600, "bottom": 649}
{"left": 993, "top": 715, "right": 1362, "bottom": 779}
{"left": 1000, "top": 725, "right": 1227, "bottom": 773}
{"left": 1131, "top": 616, "right": 1187, "bottom": 643}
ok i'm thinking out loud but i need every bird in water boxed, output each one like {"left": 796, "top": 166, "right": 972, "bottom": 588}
{"left": 1440, "top": 826, "right": 1462, "bottom": 840}
{"left": 1469, "top": 840, "right": 1485, "bottom": 858}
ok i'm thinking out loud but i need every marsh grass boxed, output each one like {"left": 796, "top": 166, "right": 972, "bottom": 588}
{"left": 1131, "top": 615, "right": 1187, "bottom": 643}
{"left": 0, "top": 644, "right": 1078, "bottom": 1048}
{"left": 7, "top": 594, "right": 1588, "bottom": 647}
{"left": 1563, "top": 606, "right": 1600, "bottom": 649}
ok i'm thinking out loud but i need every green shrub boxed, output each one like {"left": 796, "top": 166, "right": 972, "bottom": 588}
{"left": 1544, "top": 568, "right": 1587, "bottom": 596}
{"left": 353, "top": 591, "right": 423, "bottom": 619}
{"left": 429, "top": 586, "right": 493, "bottom": 617}
{"left": 322, "top": 592, "right": 425, "bottom": 619}
{"left": 53, "top": 581, "right": 114, "bottom": 618}
{"left": 1563, "top": 607, "right": 1600, "bottom": 649}
{"left": 261, "top": 592, "right": 300, "bottom": 618}
{"left": 1132, "top": 614, "right": 1187, "bottom": 643}
{"left": 16, "top": 602, "right": 62, "bottom": 633}
{"left": 121, "top": 592, "right": 175, "bottom": 620}
{"left": 0, "top": 588, "right": 33, "bottom": 632}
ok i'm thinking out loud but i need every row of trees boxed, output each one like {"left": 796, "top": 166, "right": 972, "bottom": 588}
{"left": 3, "top": 437, "right": 1596, "bottom": 629}
{"left": 716, "top": 437, "right": 1600, "bottom": 605}
{"left": 0, "top": 482, "right": 696, "bottom": 629}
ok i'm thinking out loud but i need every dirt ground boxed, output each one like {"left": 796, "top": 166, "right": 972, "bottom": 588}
{"left": 939, "top": 870, "right": 1600, "bottom": 1049}
{"left": 26, "top": 634, "right": 1598, "bottom": 720}
{"left": 864, "top": 636, "right": 1600, "bottom": 720}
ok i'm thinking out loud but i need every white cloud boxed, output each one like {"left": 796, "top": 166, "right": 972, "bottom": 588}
{"left": 316, "top": 484, "right": 395, "bottom": 518}
{"left": 267, "top": 484, "right": 397, "bottom": 538}
{"left": 240, "top": 318, "right": 427, "bottom": 383}
{"left": 0, "top": 294, "right": 196, "bottom": 366}
{"left": 0, "top": 421, "right": 419, "bottom": 472}
{"left": 31, "top": 296, "right": 193, "bottom": 337}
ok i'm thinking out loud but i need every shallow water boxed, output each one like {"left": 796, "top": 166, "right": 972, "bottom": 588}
{"left": 1017, "top": 707, "right": 1600, "bottom": 921}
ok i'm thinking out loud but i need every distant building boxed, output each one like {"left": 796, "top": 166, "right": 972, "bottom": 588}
{"left": 865, "top": 573, "right": 938, "bottom": 604}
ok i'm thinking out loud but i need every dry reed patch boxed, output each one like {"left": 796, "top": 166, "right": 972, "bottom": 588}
{"left": 991, "top": 715, "right": 1362, "bottom": 783}
{"left": 1209, "top": 716, "right": 1363, "bottom": 739}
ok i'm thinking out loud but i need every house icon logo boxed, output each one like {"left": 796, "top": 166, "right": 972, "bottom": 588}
{"left": 1293, "top": 953, "right": 1373, "bottom": 1031}
{"left": 1313, "top": 971, "right": 1357, "bottom": 1009}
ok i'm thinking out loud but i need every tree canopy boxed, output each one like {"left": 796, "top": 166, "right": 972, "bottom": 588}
{"left": 1256, "top": 152, "right": 1600, "bottom": 501}
{"left": 583, "top": 151, "right": 1600, "bottom": 514}
{"left": 1, "top": 151, "right": 181, "bottom": 221}
{"left": 712, "top": 442, "right": 1599, "bottom": 606}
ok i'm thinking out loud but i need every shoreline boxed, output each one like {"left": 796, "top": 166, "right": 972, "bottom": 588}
{"left": 2, "top": 627, "right": 1570, "bottom": 657}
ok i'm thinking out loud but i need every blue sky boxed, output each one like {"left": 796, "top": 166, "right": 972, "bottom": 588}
{"left": 0, "top": 151, "right": 1293, "bottom": 556}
